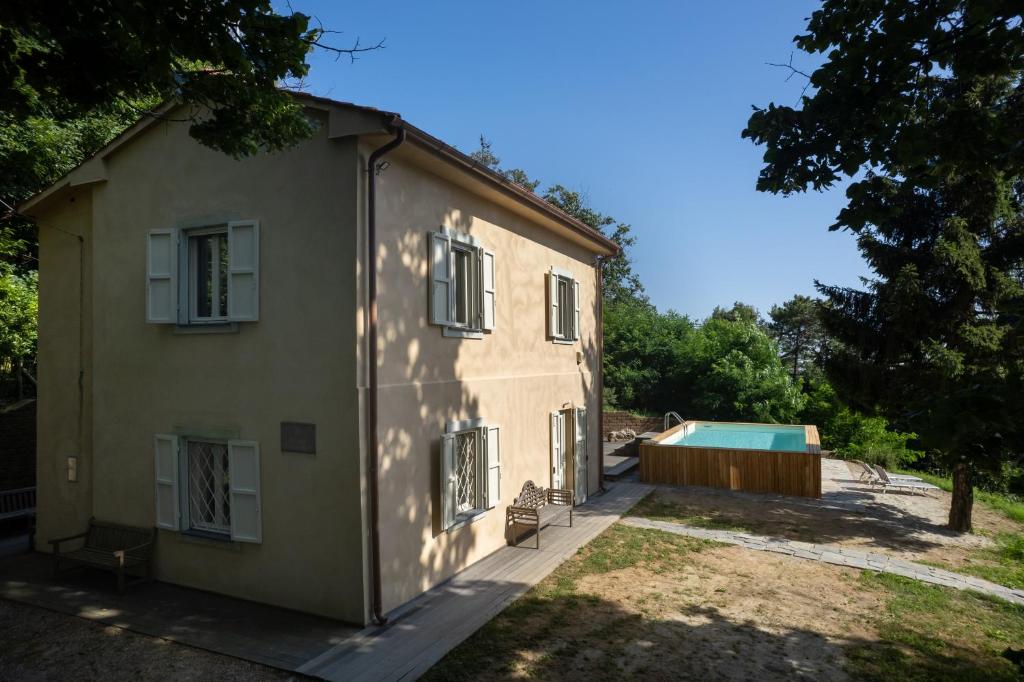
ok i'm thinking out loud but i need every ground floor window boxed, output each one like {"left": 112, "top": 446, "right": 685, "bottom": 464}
{"left": 154, "top": 434, "right": 262, "bottom": 544}
{"left": 441, "top": 421, "right": 501, "bottom": 531}
{"left": 186, "top": 439, "right": 231, "bottom": 535}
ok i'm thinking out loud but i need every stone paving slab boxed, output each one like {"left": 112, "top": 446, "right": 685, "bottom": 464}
{"left": 621, "top": 516, "right": 1024, "bottom": 606}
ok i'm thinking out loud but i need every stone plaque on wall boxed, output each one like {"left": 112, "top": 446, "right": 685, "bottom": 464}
{"left": 281, "top": 422, "right": 316, "bottom": 454}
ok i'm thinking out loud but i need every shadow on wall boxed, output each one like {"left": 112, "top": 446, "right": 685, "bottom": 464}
{"left": 371, "top": 170, "right": 603, "bottom": 609}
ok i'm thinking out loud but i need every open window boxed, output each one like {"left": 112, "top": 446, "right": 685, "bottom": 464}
{"left": 548, "top": 267, "right": 580, "bottom": 343}
{"left": 440, "top": 419, "right": 501, "bottom": 532}
{"left": 146, "top": 220, "right": 260, "bottom": 325}
{"left": 429, "top": 229, "right": 496, "bottom": 338}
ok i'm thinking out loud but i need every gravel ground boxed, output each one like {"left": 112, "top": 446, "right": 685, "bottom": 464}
{"left": 0, "top": 599, "right": 302, "bottom": 682}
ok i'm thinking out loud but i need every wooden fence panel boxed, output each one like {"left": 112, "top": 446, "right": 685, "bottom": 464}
{"left": 639, "top": 442, "right": 821, "bottom": 498}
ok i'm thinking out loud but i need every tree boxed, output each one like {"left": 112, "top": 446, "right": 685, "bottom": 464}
{"left": 767, "top": 295, "right": 827, "bottom": 380}
{"left": 710, "top": 301, "right": 762, "bottom": 326}
{"left": 543, "top": 185, "right": 646, "bottom": 304}
{"left": 468, "top": 136, "right": 541, "bottom": 192}
{"left": 467, "top": 137, "right": 647, "bottom": 304}
{"left": 0, "top": 264, "right": 37, "bottom": 396}
{"left": 1, "top": 0, "right": 380, "bottom": 158}
{"left": 743, "top": 0, "right": 1024, "bottom": 531}
{"left": 685, "top": 317, "right": 805, "bottom": 424}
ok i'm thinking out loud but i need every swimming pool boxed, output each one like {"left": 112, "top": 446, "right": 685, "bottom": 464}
{"left": 661, "top": 422, "right": 807, "bottom": 452}
{"left": 639, "top": 420, "right": 822, "bottom": 498}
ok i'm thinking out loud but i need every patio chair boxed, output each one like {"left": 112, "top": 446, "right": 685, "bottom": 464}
{"left": 871, "top": 465, "right": 940, "bottom": 496}
{"left": 851, "top": 460, "right": 923, "bottom": 483}
{"left": 847, "top": 460, "right": 876, "bottom": 482}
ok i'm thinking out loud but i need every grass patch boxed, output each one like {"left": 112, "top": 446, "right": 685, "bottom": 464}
{"left": 894, "top": 469, "right": 1024, "bottom": 524}
{"left": 422, "top": 523, "right": 712, "bottom": 681}
{"left": 849, "top": 571, "right": 1024, "bottom": 681}
{"left": 629, "top": 493, "right": 753, "bottom": 532}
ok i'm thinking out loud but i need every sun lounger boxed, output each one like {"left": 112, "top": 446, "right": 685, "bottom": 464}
{"left": 871, "top": 465, "right": 940, "bottom": 495}
{"left": 850, "top": 460, "right": 923, "bottom": 482}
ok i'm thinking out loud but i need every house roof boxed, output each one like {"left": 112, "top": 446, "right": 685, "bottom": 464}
{"left": 18, "top": 93, "right": 619, "bottom": 257}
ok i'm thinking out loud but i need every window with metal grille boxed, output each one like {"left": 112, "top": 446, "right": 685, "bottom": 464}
{"left": 454, "top": 430, "right": 479, "bottom": 513}
{"left": 186, "top": 439, "right": 231, "bottom": 535}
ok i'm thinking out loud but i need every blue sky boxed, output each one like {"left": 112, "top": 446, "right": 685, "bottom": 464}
{"left": 297, "top": 1, "right": 870, "bottom": 320}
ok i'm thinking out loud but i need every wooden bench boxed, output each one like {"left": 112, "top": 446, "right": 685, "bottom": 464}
{"left": 506, "top": 480, "right": 574, "bottom": 549}
{"left": 49, "top": 519, "right": 156, "bottom": 593}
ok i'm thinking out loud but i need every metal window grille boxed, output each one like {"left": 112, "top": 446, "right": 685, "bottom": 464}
{"left": 454, "top": 430, "right": 478, "bottom": 513}
{"left": 187, "top": 440, "right": 231, "bottom": 534}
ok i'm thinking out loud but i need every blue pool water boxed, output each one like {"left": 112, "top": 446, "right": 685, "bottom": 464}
{"left": 663, "top": 422, "right": 806, "bottom": 452}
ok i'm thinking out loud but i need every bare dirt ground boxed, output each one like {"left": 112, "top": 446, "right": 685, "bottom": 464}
{"left": 0, "top": 599, "right": 298, "bottom": 682}
{"left": 574, "top": 547, "right": 880, "bottom": 681}
{"left": 637, "top": 458, "right": 1017, "bottom": 571}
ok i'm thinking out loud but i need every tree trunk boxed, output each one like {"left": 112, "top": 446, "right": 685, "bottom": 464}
{"left": 948, "top": 462, "right": 974, "bottom": 533}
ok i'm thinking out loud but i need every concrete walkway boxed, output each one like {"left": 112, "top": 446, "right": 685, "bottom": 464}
{"left": 299, "top": 480, "right": 653, "bottom": 682}
{"left": 621, "top": 516, "right": 1024, "bottom": 606}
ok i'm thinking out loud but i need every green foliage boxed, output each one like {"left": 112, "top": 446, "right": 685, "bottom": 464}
{"left": 709, "top": 301, "right": 762, "bottom": 326}
{"left": 767, "top": 294, "right": 827, "bottom": 380}
{"left": 686, "top": 318, "right": 805, "bottom": 423}
{"left": 467, "top": 136, "right": 647, "bottom": 305}
{"left": 0, "top": 0, "right": 356, "bottom": 159}
{"left": 744, "top": 1, "right": 1024, "bottom": 528}
{"left": 801, "top": 377, "right": 922, "bottom": 469}
{"left": 0, "top": 265, "right": 36, "bottom": 363}
{"left": 605, "top": 304, "right": 805, "bottom": 424}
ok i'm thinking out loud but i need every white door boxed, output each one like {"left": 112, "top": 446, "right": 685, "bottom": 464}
{"left": 574, "top": 407, "right": 588, "bottom": 504}
{"left": 550, "top": 411, "right": 566, "bottom": 489}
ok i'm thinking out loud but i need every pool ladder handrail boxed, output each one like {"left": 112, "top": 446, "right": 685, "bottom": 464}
{"left": 664, "top": 411, "right": 684, "bottom": 431}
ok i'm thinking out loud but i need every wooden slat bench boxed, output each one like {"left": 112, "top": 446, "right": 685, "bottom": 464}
{"left": 0, "top": 487, "right": 36, "bottom": 521}
{"left": 49, "top": 519, "right": 156, "bottom": 593}
{"left": 506, "top": 480, "right": 574, "bottom": 549}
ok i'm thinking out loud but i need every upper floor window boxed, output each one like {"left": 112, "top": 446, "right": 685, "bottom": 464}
{"left": 146, "top": 220, "right": 260, "bottom": 325}
{"left": 548, "top": 267, "right": 580, "bottom": 343}
{"left": 429, "top": 228, "right": 495, "bottom": 338}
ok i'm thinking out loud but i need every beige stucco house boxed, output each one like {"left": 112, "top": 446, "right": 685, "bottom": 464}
{"left": 21, "top": 94, "right": 617, "bottom": 625}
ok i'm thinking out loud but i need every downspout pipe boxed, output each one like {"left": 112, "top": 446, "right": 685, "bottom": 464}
{"left": 366, "top": 122, "right": 405, "bottom": 625}
{"left": 596, "top": 256, "right": 607, "bottom": 493}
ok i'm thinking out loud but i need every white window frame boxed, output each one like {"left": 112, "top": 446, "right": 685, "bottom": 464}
{"left": 440, "top": 418, "right": 501, "bottom": 532}
{"left": 146, "top": 220, "right": 259, "bottom": 327}
{"left": 179, "top": 437, "right": 232, "bottom": 538}
{"left": 549, "top": 266, "right": 580, "bottom": 344}
{"left": 184, "top": 226, "right": 230, "bottom": 324}
{"left": 429, "top": 228, "right": 495, "bottom": 339}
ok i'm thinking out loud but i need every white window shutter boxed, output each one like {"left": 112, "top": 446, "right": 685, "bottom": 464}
{"left": 548, "top": 271, "right": 560, "bottom": 338}
{"left": 440, "top": 433, "right": 456, "bottom": 530}
{"left": 154, "top": 434, "right": 180, "bottom": 530}
{"left": 430, "top": 232, "right": 453, "bottom": 326}
{"left": 147, "top": 230, "right": 177, "bottom": 323}
{"left": 481, "top": 249, "right": 496, "bottom": 331}
{"left": 572, "top": 279, "right": 581, "bottom": 341}
{"left": 227, "top": 220, "right": 260, "bottom": 321}
{"left": 574, "top": 408, "right": 588, "bottom": 504}
{"left": 484, "top": 425, "right": 501, "bottom": 508}
{"left": 227, "top": 440, "right": 262, "bottom": 543}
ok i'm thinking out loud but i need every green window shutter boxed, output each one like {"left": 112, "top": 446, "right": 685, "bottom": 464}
{"left": 227, "top": 439, "right": 262, "bottom": 543}
{"left": 146, "top": 230, "right": 177, "bottom": 323}
{"left": 572, "top": 279, "right": 581, "bottom": 341}
{"left": 430, "top": 232, "right": 454, "bottom": 326}
{"left": 227, "top": 220, "right": 260, "bottom": 321}
{"left": 484, "top": 425, "right": 501, "bottom": 508}
{"left": 481, "top": 249, "right": 496, "bottom": 331}
{"left": 440, "top": 433, "right": 456, "bottom": 530}
{"left": 154, "top": 434, "right": 180, "bottom": 530}
{"left": 574, "top": 407, "right": 588, "bottom": 504}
